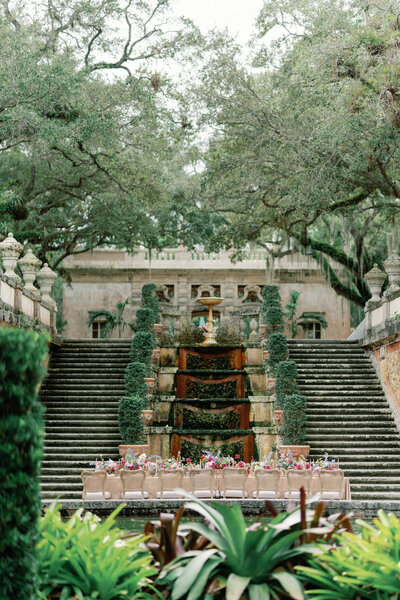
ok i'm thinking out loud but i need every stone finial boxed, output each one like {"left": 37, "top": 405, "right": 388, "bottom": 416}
{"left": 0, "top": 232, "right": 23, "bottom": 283}
{"left": 383, "top": 254, "right": 400, "bottom": 293}
{"left": 36, "top": 262, "right": 57, "bottom": 309}
{"left": 18, "top": 249, "right": 42, "bottom": 298}
{"left": 364, "top": 263, "right": 386, "bottom": 301}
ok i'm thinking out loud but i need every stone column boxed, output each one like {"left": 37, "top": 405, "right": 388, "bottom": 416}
{"left": 0, "top": 233, "right": 23, "bottom": 284}
{"left": 222, "top": 276, "right": 235, "bottom": 321}
{"left": 177, "top": 274, "right": 189, "bottom": 311}
{"left": 147, "top": 425, "right": 172, "bottom": 458}
{"left": 18, "top": 249, "right": 42, "bottom": 299}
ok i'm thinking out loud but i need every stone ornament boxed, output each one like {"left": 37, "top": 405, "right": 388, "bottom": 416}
{"left": 383, "top": 254, "right": 400, "bottom": 292}
{"left": 0, "top": 232, "right": 23, "bottom": 283}
{"left": 364, "top": 263, "right": 386, "bottom": 301}
{"left": 36, "top": 262, "right": 57, "bottom": 309}
{"left": 18, "top": 249, "right": 42, "bottom": 298}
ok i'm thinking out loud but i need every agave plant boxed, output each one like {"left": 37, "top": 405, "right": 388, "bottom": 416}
{"left": 158, "top": 491, "right": 353, "bottom": 600}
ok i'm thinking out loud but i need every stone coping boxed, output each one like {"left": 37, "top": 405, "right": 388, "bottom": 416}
{"left": 362, "top": 316, "right": 400, "bottom": 347}
{"left": 42, "top": 498, "right": 400, "bottom": 519}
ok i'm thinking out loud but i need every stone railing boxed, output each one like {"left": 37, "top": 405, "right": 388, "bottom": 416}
{"left": 0, "top": 233, "right": 57, "bottom": 335}
{"left": 363, "top": 255, "right": 400, "bottom": 344}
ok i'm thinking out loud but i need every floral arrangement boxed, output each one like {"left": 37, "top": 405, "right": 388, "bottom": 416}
{"left": 313, "top": 452, "right": 339, "bottom": 472}
{"left": 91, "top": 458, "right": 121, "bottom": 474}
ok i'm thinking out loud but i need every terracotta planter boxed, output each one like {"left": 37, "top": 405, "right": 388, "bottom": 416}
{"left": 154, "top": 323, "right": 163, "bottom": 336}
{"left": 268, "top": 377, "right": 275, "bottom": 393}
{"left": 118, "top": 444, "right": 149, "bottom": 458}
{"left": 151, "top": 348, "right": 160, "bottom": 365}
{"left": 142, "top": 409, "right": 154, "bottom": 426}
{"left": 279, "top": 445, "right": 310, "bottom": 460}
{"left": 274, "top": 410, "right": 283, "bottom": 426}
{"left": 144, "top": 377, "right": 156, "bottom": 393}
{"left": 263, "top": 349, "right": 270, "bottom": 362}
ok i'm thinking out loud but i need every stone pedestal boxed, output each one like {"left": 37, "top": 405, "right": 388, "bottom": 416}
{"left": 246, "top": 346, "right": 263, "bottom": 366}
{"left": 147, "top": 425, "right": 172, "bottom": 458}
{"left": 252, "top": 426, "right": 278, "bottom": 460}
{"left": 249, "top": 395, "right": 274, "bottom": 425}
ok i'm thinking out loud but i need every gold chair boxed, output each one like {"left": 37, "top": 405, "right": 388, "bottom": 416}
{"left": 285, "top": 470, "right": 312, "bottom": 499}
{"left": 120, "top": 469, "right": 149, "bottom": 499}
{"left": 221, "top": 467, "right": 248, "bottom": 499}
{"left": 189, "top": 468, "right": 215, "bottom": 498}
{"left": 253, "top": 468, "right": 281, "bottom": 499}
{"left": 318, "top": 470, "right": 345, "bottom": 500}
{"left": 156, "top": 469, "right": 185, "bottom": 499}
{"left": 81, "top": 470, "right": 110, "bottom": 500}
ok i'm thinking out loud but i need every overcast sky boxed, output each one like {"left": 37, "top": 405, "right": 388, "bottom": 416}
{"left": 173, "top": 0, "right": 264, "bottom": 43}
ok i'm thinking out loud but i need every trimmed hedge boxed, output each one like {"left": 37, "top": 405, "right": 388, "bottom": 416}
{"left": 118, "top": 396, "right": 146, "bottom": 444}
{"left": 124, "top": 362, "right": 149, "bottom": 400}
{"left": 280, "top": 393, "right": 307, "bottom": 445}
{"left": 267, "top": 332, "right": 288, "bottom": 374}
{"left": 134, "top": 307, "right": 156, "bottom": 333}
{"left": 275, "top": 360, "right": 299, "bottom": 409}
{"left": 141, "top": 283, "right": 160, "bottom": 324}
{"left": 0, "top": 328, "right": 48, "bottom": 599}
{"left": 261, "top": 285, "right": 281, "bottom": 321}
{"left": 130, "top": 330, "right": 156, "bottom": 365}
{"left": 265, "top": 306, "right": 284, "bottom": 333}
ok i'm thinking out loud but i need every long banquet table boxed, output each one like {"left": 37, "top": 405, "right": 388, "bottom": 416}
{"left": 104, "top": 472, "right": 351, "bottom": 500}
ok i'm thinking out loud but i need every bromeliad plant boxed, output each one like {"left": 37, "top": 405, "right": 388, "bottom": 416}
{"left": 158, "top": 491, "right": 353, "bottom": 600}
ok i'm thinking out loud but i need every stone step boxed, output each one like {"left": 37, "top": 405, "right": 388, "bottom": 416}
{"left": 41, "top": 482, "right": 83, "bottom": 491}
{"left": 309, "top": 447, "right": 400, "bottom": 455}
{"left": 40, "top": 474, "right": 81, "bottom": 483}
{"left": 43, "top": 384, "right": 126, "bottom": 391}
{"left": 306, "top": 417, "right": 395, "bottom": 425}
{"left": 306, "top": 404, "right": 391, "bottom": 411}
{"left": 42, "top": 458, "right": 118, "bottom": 467}
{"left": 42, "top": 467, "right": 92, "bottom": 476}
{"left": 44, "top": 411, "right": 118, "bottom": 419}
{"left": 351, "top": 491, "right": 400, "bottom": 500}
{"left": 307, "top": 433, "right": 399, "bottom": 440}
{"left": 299, "top": 384, "right": 382, "bottom": 391}
{"left": 46, "top": 425, "right": 119, "bottom": 433}
{"left": 44, "top": 445, "right": 119, "bottom": 454}
{"left": 41, "top": 491, "right": 83, "bottom": 500}
{"left": 41, "top": 390, "right": 123, "bottom": 397}
{"left": 301, "top": 390, "right": 385, "bottom": 397}
{"left": 44, "top": 377, "right": 126, "bottom": 383}
{"left": 288, "top": 358, "right": 370, "bottom": 364}
{"left": 45, "top": 433, "right": 120, "bottom": 442}
{"left": 345, "top": 476, "right": 400, "bottom": 484}
{"left": 297, "top": 375, "right": 378, "bottom": 382}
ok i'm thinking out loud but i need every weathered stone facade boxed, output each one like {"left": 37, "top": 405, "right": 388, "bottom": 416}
{"left": 62, "top": 247, "right": 351, "bottom": 339}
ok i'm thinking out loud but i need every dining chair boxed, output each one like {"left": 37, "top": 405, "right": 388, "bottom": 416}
{"left": 285, "top": 470, "right": 312, "bottom": 499}
{"left": 253, "top": 468, "right": 281, "bottom": 499}
{"left": 81, "top": 470, "right": 110, "bottom": 500}
{"left": 156, "top": 468, "right": 185, "bottom": 499}
{"left": 189, "top": 468, "right": 215, "bottom": 498}
{"left": 120, "top": 469, "right": 149, "bottom": 499}
{"left": 318, "top": 469, "right": 345, "bottom": 500}
{"left": 221, "top": 467, "right": 248, "bottom": 499}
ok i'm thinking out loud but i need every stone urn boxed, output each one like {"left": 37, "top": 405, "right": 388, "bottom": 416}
{"left": 383, "top": 254, "right": 400, "bottom": 292}
{"left": 274, "top": 410, "right": 283, "bottom": 426}
{"left": 365, "top": 263, "right": 386, "bottom": 301}
{"left": 279, "top": 445, "right": 310, "bottom": 460}
{"left": 18, "top": 249, "right": 42, "bottom": 298}
{"left": 36, "top": 262, "right": 57, "bottom": 309}
{"left": 118, "top": 444, "right": 150, "bottom": 458}
{"left": 144, "top": 377, "right": 156, "bottom": 393}
{"left": 151, "top": 348, "right": 160, "bottom": 365}
{"left": 142, "top": 409, "right": 154, "bottom": 426}
{"left": 0, "top": 232, "right": 23, "bottom": 283}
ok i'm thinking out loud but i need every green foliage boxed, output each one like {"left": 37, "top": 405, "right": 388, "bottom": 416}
{"left": 180, "top": 440, "right": 245, "bottom": 463}
{"left": 88, "top": 299, "right": 133, "bottom": 339}
{"left": 186, "top": 379, "right": 237, "bottom": 399}
{"left": 125, "top": 362, "right": 149, "bottom": 397}
{"left": 280, "top": 393, "right": 307, "bottom": 446}
{"left": 130, "top": 331, "right": 156, "bottom": 365}
{"left": 267, "top": 332, "right": 288, "bottom": 374}
{"left": 215, "top": 318, "right": 242, "bottom": 345}
{"left": 261, "top": 285, "right": 282, "bottom": 321}
{"left": 285, "top": 291, "right": 328, "bottom": 339}
{"left": 186, "top": 354, "right": 233, "bottom": 370}
{"left": 275, "top": 359, "right": 299, "bottom": 409}
{"left": 135, "top": 307, "right": 156, "bottom": 333}
{"left": 298, "top": 510, "right": 400, "bottom": 599}
{"left": 141, "top": 284, "right": 160, "bottom": 325}
{"left": 119, "top": 396, "right": 146, "bottom": 444}
{"left": 266, "top": 305, "right": 284, "bottom": 334}
{"left": 38, "top": 503, "right": 157, "bottom": 599}
{"left": 177, "top": 316, "right": 205, "bottom": 345}
{"left": 182, "top": 407, "right": 241, "bottom": 430}
{"left": 0, "top": 328, "right": 48, "bottom": 600}
{"left": 159, "top": 491, "right": 352, "bottom": 600}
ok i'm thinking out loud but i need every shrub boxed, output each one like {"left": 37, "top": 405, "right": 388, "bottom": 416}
{"left": 177, "top": 315, "right": 205, "bottom": 345}
{"left": 298, "top": 510, "right": 400, "bottom": 599}
{"left": 275, "top": 359, "right": 299, "bottom": 408}
{"left": 38, "top": 503, "right": 157, "bottom": 599}
{"left": 135, "top": 307, "right": 156, "bottom": 333}
{"left": 119, "top": 396, "right": 146, "bottom": 443}
{"left": 280, "top": 393, "right": 307, "bottom": 445}
{"left": 141, "top": 283, "right": 160, "bottom": 324}
{"left": 265, "top": 305, "right": 284, "bottom": 333}
{"left": 267, "top": 331, "right": 288, "bottom": 373}
{"left": 215, "top": 318, "right": 241, "bottom": 345}
{"left": 261, "top": 284, "right": 282, "bottom": 321}
{"left": 130, "top": 330, "right": 156, "bottom": 365}
{"left": 125, "top": 362, "right": 149, "bottom": 397}
{"left": 0, "top": 328, "right": 48, "bottom": 600}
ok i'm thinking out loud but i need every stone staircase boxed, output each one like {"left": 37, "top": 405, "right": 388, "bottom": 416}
{"left": 40, "top": 339, "right": 130, "bottom": 500}
{"left": 288, "top": 339, "right": 400, "bottom": 501}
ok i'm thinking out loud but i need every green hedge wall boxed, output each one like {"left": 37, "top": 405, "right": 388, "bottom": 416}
{"left": 267, "top": 332, "right": 288, "bottom": 374}
{"left": 141, "top": 283, "right": 160, "bottom": 324}
{"left": 124, "top": 362, "right": 149, "bottom": 400}
{"left": 129, "top": 331, "right": 156, "bottom": 366}
{"left": 280, "top": 393, "right": 307, "bottom": 445}
{"left": 261, "top": 285, "right": 282, "bottom": 322}
{"left": 275, "top": 360, "right": 299, "bottom": 409}
{"left": 134, "top": 307, "right": 156, "bottom": 333}
{"left": 0, "top": 328, "right": 48, "bottom": 599}
{"left": 118, "top": 396, "right": 146, "bottom": 444}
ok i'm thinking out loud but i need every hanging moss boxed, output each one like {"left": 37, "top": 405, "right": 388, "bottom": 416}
{"left": 186, "top": 379, "right": 237, "bottom": 398}
{"left": 186, "top": 354, "right": 233, "bottom": 370}
{"left": 181, "top": 407, "right": 241, "bottom": 430}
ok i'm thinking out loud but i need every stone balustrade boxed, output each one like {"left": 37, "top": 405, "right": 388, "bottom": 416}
{"left": 363, "top": 255, "right": 400, "bottom": 344}
{"left": 0, "top": 233, "right": 57, "bottom": 335}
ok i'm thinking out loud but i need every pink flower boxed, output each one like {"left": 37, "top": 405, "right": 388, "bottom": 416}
{"left": 186, "top": 458, "right": 191, "bottom": 463}
{"left": 265, "top": 465, "right": 271, "bottom": 470}
{"left": 237, "top": 461, "right": 246, "bottom": 467}
{"left": 235, "top": 454, "right": 240, "bottom": 459}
